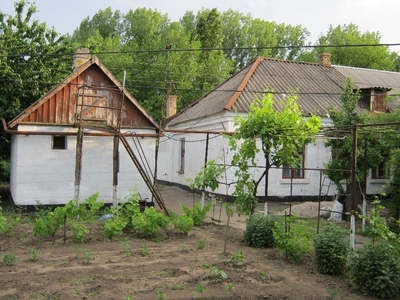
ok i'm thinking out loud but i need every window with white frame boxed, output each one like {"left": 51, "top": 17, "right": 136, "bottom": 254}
{"left": 282, "top": 151, "right": 304, "bottom": 179}
{"left": 371, "top": 154, "right": 390, "bottom": 179}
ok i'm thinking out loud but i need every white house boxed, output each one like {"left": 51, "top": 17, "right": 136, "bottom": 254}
{"left": 7, "top": 48, "right": 163, "bottom": 208}
{"left": 157, "top": 54, "right": 400, "bottom": 201}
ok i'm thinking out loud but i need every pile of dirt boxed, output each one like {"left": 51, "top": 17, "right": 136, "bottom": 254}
{"left": 277, "top": 201, "right": 335, "bottom": 218}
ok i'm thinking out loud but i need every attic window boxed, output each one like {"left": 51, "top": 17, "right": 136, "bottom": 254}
{"left": 52, "top": 135, "right": 67, "bottom": 150}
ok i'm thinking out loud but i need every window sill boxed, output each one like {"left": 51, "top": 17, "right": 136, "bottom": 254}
{"left": 280, "top": 179, "right": 309, "bottom": 184}
{"left": 369, "top": 179, "right": 390, "bottom": 184}
{"left": 176, "top": 170, "right": 184, "bottom": 175}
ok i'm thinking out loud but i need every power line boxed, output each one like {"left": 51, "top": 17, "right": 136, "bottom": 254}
{"left": 0, "top": 43, "right": 399, "bottom": 59}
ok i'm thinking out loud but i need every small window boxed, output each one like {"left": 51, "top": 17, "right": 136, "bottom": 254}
{"left": 52, "top": 135, "right": 67, "bottom": 150}
{"left": 282, "top": 151, "right": 304, "bottom": 179}
{"left": 178, "top": 138, "right": 185, "bottom": 173}
{"left": 371, "top": 155, "right": 389, "bottom": 179}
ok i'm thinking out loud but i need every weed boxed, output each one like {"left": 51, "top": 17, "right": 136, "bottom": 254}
{"left": 259, "top": 271, "right": 271, "bottom": 281}
{"left": 326, "top": 286, "right": 339, "bottom": 300}
{"left": 197, "top": 238, "right": 207, "bottom": 249}
{"left": 3, "top": 253, "right": 16, "bottom": 266}
{"left": 223, "top": 283, "right": 235, "bottom": 296}
{"left": 28, "top": 249, "right": 39, "bottom": 262}
{"left": 121, "top": 239, "right": 132, "bottom": 258}
{"left": 155, "top": 291, "right": 168, "bottom": 300}
{"left": 194, "top": 284, "right": 208, "bottom": 298}
{"left": 202, "top": 263, "right": 228, "bottom": 280}
{"left": 179, "top": 244, "right": 188, "bottom": 252}
{"left": 227, "top": 250, "right": 244, "bottom": 267}
{"left": 139, "top": 244, "right": 149, "bottom": 257}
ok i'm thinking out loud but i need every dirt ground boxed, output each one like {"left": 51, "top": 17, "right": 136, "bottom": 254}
{"left": 0, "top": 185, "right": 375, "bottom": 300}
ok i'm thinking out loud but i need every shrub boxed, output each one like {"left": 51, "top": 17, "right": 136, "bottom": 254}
{"left": 70, "top": 222, "right": 89, "bottom": 243}
{"left": 313, "top": 224, "right": 350, "bottom": 274}
{"left": 181, "top": 200, "right": 213, "bottom": 226}
{"left": 131, "top": 207, "right": 170, "bottom": 238}
{"left": 243, "top": 214, "right": 275, "bottom": 248}
{"left": 3, "top": 253, "right": 16, "bottom": 266}
{"left": 350, "top": 243, "right": 400, "bottom": 299}
{"left": 273, "top": 216, "right": 312, "bottom": 263}
{"left": 172, "top": 214, "right": 194, "bottom": 235}
{"left": 103, "top": 217, "right": 127, "bottom": 240}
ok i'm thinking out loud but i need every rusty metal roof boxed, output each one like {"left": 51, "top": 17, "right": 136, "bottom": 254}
{"left": 166, "top": 57, "right": 400, "bottom": 126}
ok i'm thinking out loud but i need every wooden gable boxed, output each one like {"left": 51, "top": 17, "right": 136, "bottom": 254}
{"left": 8, "top": 57, "right": 159, "bottom": 130}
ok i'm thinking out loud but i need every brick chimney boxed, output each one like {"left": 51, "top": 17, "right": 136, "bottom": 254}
{"left": 73, "top": 47, "right": 91, "bottom": 71}
{"left": 318, "top": 52, "right": 332, "bottom": 67}
{"left": 166, "top": 95, "right": 177, "bottom": 117}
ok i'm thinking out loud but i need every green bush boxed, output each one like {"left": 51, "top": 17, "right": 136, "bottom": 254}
{"left": 70, "top": 222, "right": 89, "bottom": 243}
{"left": 181, "top": 200, "right": 213, "bottom": 226}
{"left": 131, "top": 207, "right": 170, "bottom": 238}
{"left": 103, "top": 217, "right": 127, "bottom": 240}
{"left": 350, "top": 243, "right": 400, "bottom": 299}
{"left": 243, "top": 214, "right": 275, "bottom": 248}
{"left": 273, "top": 216, "right": 312, "bottom": 263}
{"left": 3, "top": 253, "right": 16, "bottom": 266}
{"left": 172, "top": 214, "right": 194, "bottom": 235}
{"left": 313, "top": 224, "right": 350, "bottom": 274}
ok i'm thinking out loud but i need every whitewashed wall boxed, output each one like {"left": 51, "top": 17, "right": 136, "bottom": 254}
{"left": 10, "top": 125, "right": 157, "bottom": 205}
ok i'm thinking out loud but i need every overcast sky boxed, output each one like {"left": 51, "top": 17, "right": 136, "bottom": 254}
{"left": 0, "top": 0, "right": 399, "bottom": 45}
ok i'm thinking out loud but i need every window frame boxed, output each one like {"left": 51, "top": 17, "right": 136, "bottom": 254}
{"left": 52, "top": 135, "right": 67, "bottom": 150}
{"left": 282, "top": 151, "right": 305, "bottom": 179}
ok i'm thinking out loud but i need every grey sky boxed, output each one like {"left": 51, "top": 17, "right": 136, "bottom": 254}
{"left": 0, "top": 0, "right": 399, "bottom": 45}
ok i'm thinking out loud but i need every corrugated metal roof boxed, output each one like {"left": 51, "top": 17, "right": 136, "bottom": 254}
{"left": 166, "top": 57, "right": 400, "bottom": 126}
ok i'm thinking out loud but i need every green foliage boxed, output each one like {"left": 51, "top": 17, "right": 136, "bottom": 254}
{"left": 350, "top": 243, "right": 400, "bottom": 299}
{"left": 324, "top": 77, "right": 383, "bottom": 195}
{"left": 0, "top": 205, "right": 20, "bottom": 236}
{"left": 363, "top": 199, "right": 399, "bottom": 245}
{"left": 227, "top": 250, "right": 245, "bottom": 267}
{"left": 229, "top": 92, "right": 321, "bottom": 215}
{"left": 196, "top": 238, "right": 207, "bottom": 250}
{"left": 194, "top": 284, "right": 208, "bottom": 298}
{"left": 0, "top": 1, "right": 73, "bottom": 181}
{"left": 181, "top": 200, "right": 213, "bottom": 226}
{"left": 223, "top": 283, "right": 235, "bottom": 296}
{"left": 103, "top": 216, "right": 127, "bottom": 241}
{"left": 155, "top": 291, "right": 168, "bottom": 300}
{"left": 3, "top": 253, "right": 16, "bottom": 266}
{"left": 273, "top": 216, "right": 313, "bottom": 263}
{"left": 313, "top": 224, "right": 350, "bottom": 275}
{"left": 131, "top": 207, "right": 170, "bottom": 239}
{"left": 315, "top": 23, "right": 395, "bottom": 70}
{"left": 172, "top": 214, "right": 194, "bottom": 235}
{"left": 243, "top": 214, "right": 276, "bottom": 248}
{"left": 28, "top": 249, "right": 39, "bottom": 262}
{"left": 139, "top": 244, "right": 149, "bottom": 257}
{"left": 33, "top": 206, "right": 65, "bottom": 239}
{"left": 80, "top": 193, "right": 104, "bottom": 219}
{"left": 202, "top": 263, "right": 228, "bottom": 280}
{"left": 188, "top": 160, "right": 224, "bottom": 192}
{"left": 70, "top": 222, "right": 89, "bottom": 243}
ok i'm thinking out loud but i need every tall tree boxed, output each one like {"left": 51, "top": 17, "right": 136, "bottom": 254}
{"left": 229, "top": 92, "right": 321, "bottom": 215}
{"left": 324, "top": 77, "right": 385, "bottom": 212}
{"left": 299, "top": 24, "right": 396, "bottom": 70}
{"left": 72, "top": 7, "right": 123, "bottom": 43}
{"left": 0, "top": 0, "right": 73, "bottom": 181}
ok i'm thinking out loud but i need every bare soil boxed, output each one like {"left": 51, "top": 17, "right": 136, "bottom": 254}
{"left": 0, "top": 186, "right": 374, "bottom": 300}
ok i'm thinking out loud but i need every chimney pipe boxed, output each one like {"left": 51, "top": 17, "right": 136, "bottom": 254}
{"left": 318, "top": 52, "right": 332, "bottom": 67}
{"left": 73, "top": 47, "right": 91, "bottom": 71}
{"left": 166, "top": 95, "right": 177, "bottom": 117}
